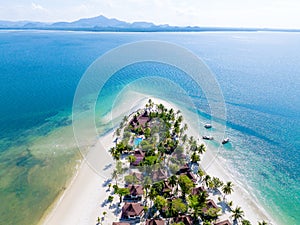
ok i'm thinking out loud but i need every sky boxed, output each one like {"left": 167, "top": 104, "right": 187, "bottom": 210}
{"left": 1, "top": 0, "right": 300, "bottom": 29}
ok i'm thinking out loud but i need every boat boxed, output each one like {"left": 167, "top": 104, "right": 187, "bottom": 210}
{"left": 204, "top": 124, "right": 212, "bottom": 129}
{"left": 202, "top": 135, "right": 214, "bottom": 140}
{"left": 222, "top": 138, "right": 229, "bottom": 144}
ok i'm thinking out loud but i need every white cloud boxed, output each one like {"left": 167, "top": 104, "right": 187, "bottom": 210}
{"left": 0, "top": 0, "right": 300, "bottom": 28}
{"left": 31, "top": 2, "right": 45, "bottom": 11}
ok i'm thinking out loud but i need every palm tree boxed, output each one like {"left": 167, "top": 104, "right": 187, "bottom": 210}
{"left": 116, "top": 188, "right": 130, "bottom": 203}
{"left": 241, "top": 220, "right": 252, "bottom": 225}
{"left": 102, "top": 211, "right": 107, "bottom": 221}
{"left": 97, "top": 217, "right": 101, "bottom": 225}
{"left": 115, "top": 128, "right": 121, "bottom": 137}
{"left": 188, "top": 195, "right": 201, "bottom": 220}
{"left": 182, "top": 134, "right": 188, "bottom": 144}
{"left": 197, "top": 168, "right": 205, "bottom": 182}
{"left": 154, "top": 195, "right": 168, "bottom": 211}
{"left": 157, "top": 103, "right": 165, "bottom": 113}
{"left": 231, "top": 206, "right": 244, "bottom": 223}
{"left": 188, "top": 136, "right": 194, "bottom": 145}
{"left": 177, "top": 115, "right": 183, "bottom": 123}
{"left": 123, "top": 115, "right": 128, "bottom": 122}
{"left": 258, "top": 221, "right": 268, "bottom": 225}
{"left": 127, "top": 155, "right": 136, "bottom": 164}
{"left": 211, "top": 177, "right": 224, "bottom": 190}
{"left": 148, "top": 187, "right": 158, "bottom": 207}
{"left": 110, "top": 146, "right": 121, "bottom": 160}
{"left": 183, "top": 123, "right": 188, "bottom": 132}
{"left": 191, "top": 152, "right": 200, "bottom": 163}
{"left": 203, "top": 174, "right": 211, "bottom": 188}
{"left": 143, "top": 176, "right": 152, "bottom": 202}
{"left": 190, "top": 141, "right": 198, "bottom": 152}
{"left": 169, "top": 175, "right": 178, "bottom": 188}
{"left": 222, "top": 181, "right": 234, "bottom": 201}
{"left": 112, "top": 170, "right": 118, "bottom": 185}
{"left": 178, "top": 174, "right": 195, "bottom": 199}
{"left": 197, "top": 143, "right": 206, "bottom": 154}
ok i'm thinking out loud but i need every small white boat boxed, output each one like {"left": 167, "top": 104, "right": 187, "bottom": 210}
{"left": 222, "top": 138, "right": 229, "bottom": 144}
{"left": 203, "top": 135, "right": 214, "bottom": 140}
{"left": 204, "top": 124, "right": 212, "bottom": 129}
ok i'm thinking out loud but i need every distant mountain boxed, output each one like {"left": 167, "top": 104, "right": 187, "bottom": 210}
{"left": 51, "top": 15, "right": 130, "bottom": 28}
{"left": 0, "top": 15, "right": 160, "bottom": 30}
{"left": 0, "top": 15, "right": 299, "bottom": 32}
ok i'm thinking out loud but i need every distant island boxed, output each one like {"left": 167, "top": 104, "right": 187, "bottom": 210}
{"left": 1, "top": 15, "right": 300, "bottom": 32}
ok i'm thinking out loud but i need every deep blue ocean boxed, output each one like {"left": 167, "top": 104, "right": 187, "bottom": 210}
{"left": 0, "top": 30, "right": 299, "bottom": 225}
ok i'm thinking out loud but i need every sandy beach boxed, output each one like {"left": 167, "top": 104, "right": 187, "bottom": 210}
{"left": 40, "top": 130, "right": 115, "bottom": 225}
{"left": 41, "top": 95, "right": 276, "bottom": 225}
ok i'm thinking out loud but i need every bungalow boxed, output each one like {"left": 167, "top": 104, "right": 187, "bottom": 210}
{"left": 191, "top": 186, "right": 206, "bottom": 195}
{"left": 206, "top": 199, "right": 219, "bottom": 209}
{"left": 130, "top": 112, "right": 150, "bottom": 130}
{"left": 202, "top": 199, "right": 219, "bottom": 213}
{"left": 173, "top": 215, "right": 193, "bottom": 225}
{"left": 151, "top": 168, "right": 168, "bottom": 181}
{"left": 176, "top": 165, "right": 197, "bottom": 183}
{"left": 184, "top": 171, "right": 197, "bottom": 183}
{"left": 131, "top": 150, "right": 145, "bottom": 166}
{"left": 214, "top": 219, "right": 232, "bottom": 225}
{"left": 121, "top": 202, "right": 144, "bottom": 220}
{"left": 176, "top": 164, "right": 190, "bottom": 175}
{"left": 124, "top": 184, "right": 143, "bottom": 201}
{"left": 145, "top": 218, "right": 165, "bottom": 225}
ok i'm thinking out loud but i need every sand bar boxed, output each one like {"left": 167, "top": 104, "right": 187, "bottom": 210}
{"left": 41, "top": 95, "right": 277, "bottom": 225}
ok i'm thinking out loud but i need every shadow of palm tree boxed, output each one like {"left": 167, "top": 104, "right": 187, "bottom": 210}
{"left": 102, "top": 178, "right": 112, "bottom": 187}
{"left": 217, "top": 201, "right": 231, "bottom": 213}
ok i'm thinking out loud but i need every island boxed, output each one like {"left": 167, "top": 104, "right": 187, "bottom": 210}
{"left": 100, "top": 99, "right": 268, "bottom": 225}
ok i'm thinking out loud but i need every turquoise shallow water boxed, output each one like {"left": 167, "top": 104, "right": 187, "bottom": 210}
{"left": 0, "top": 31, "right": 299, "bottom": 225}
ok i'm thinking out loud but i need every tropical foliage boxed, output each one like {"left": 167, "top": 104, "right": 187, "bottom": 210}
{"left": 106, "top": 99, "right": 259, "bottom": 225}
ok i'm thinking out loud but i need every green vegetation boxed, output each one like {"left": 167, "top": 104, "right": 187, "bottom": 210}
{"left": 222, "top": 181, "right": 234, "bottom": 200}
{"left": 242, "top": 219, "right": 252, "bottom": 225}
{"left": 258, "top": 221, "right": 268, "bottom": 225}
{"left": 178, "top": 174, "right": 194, "bottom": 199}
{"left": 232, "top": 206, "right": 245, "bottom": 223}
{"left": 105, "top": 99, "right": 258, "bottom": 225}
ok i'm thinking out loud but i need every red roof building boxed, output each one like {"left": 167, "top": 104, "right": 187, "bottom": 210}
{"left": 127, "top": 185, "right": 143, "bottom": 197}
{"left": 152, "top": 168, "right": 168, "bottom": 181}
{"left": 191, "top": 186, "right": 206, "bottom": 195}
{"left": 173, "top": 215, "right": 193, "bottom": 225}
{"left": 145, "top": 218, "right": 165, "bottom": 225}
{"left": 121, "top": 202, "right": 144, "bottom": 220}
{"left": 131, "top": 150, "right": 145, "bottom": 166}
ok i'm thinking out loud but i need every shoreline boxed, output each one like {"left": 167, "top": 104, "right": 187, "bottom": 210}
{"left": 41, "top": 95, "right": 278, "bottom": 225}
{"left": 41, "top": 130, "right": 116, "bottom": 225}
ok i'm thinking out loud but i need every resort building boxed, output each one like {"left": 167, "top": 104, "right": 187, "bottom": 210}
{"left": 151, "top": 168, "right": 168, "bottom": 181}
{"left": 124, "top": 184, "right": 143, "bottom": 202}
{"left": 145, "top": 218, "right": 165, "bottom": 225}
{"left": 121, "top": 202, "right": 144, "bottom": 221}
{"left": 131, "top": 150, "right": 145, "bottom": 166}
{"left": 173, "top": 214, "right": 193, "bottom": 225}
{"left": 191, "top": 186, "right": 206, "bottom": 195}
